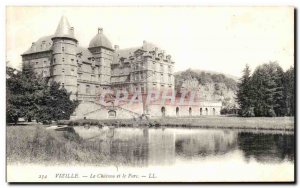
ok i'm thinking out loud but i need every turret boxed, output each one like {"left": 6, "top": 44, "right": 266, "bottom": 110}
{"left": 88, "top": 27, "right": 114, "bottom": 86}
{"left": 51, "top": 16, "right": 78, "bottom": 100}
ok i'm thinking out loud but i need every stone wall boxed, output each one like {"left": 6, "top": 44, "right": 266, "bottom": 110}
{"left": 72, "top": 100, "right": 222, "bottom": 120}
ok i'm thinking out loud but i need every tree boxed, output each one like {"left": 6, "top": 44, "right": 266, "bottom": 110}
{"left": 6, "top": 64, "right": 78, "bottom": 124}
{"left": 283, "top": 67, "right": 295, "bottom": 116}
{"left": 6, "top": 64, "right": 45, "bottom": 123}
{"left": 236, "top": 64, "right": 254, "bottom": 117}
{"left": 35, "top": 82, "right": 79, "bottom": 123}
{"left": 249, "top": 62, "right": 286, "bottom": 117}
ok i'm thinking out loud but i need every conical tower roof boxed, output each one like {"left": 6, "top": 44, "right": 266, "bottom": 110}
{"left": 53, "top": 15, "right": 76, "bottom": 41}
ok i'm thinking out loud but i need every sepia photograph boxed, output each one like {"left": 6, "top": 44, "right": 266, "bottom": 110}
{"left": 6, "top": 6, "right": 295, "bottom": 183}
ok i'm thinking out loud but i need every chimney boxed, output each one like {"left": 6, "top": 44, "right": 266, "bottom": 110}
{"left": 98, "top": 27, "right": 103, "bottom": 34}
{"left": 70, "top": 27, "right": 74, "bottom": 35}
{"left": 41, "top": 40, "right": 46, "bottom": 49}
{"left": 114, "top": 45, "right": 119, "bottom": 51}
{"left": 31, "top": 42, "right": 36, "bottom": 51}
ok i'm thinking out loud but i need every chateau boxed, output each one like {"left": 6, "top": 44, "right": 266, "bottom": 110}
{"left": 22, "top": 16, "right": 221, "bottom": 119}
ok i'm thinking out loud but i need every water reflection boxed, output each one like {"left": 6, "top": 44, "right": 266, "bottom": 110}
{"left": 238, "top": 132, "right": 294, "bottom": 163}
{"left": 73, "top": 127, "right": 294, "bottom": 167}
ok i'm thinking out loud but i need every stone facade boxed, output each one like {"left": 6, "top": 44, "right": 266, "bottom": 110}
{"left": 22, "top": 16, "right": 222, "bottom": 119}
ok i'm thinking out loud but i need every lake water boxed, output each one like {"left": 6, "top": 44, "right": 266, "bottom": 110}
{"left": 70, "top": 127, "right": 294, "bottom": 181}
{"left": 74, "top": 127, "right": 294, "bottom": 167}
{"left": 7, "top": 127, "right": 294, "bottom": 182}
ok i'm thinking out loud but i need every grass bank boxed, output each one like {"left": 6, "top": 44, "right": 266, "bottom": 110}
{"left": 66, "top": 116, "right": 294, "bottom": 131}
{"left": 6, "top": 126, "right": 111, "bottom": 165}
{"left": 155, "top": 116, "right": 294, "bottom": 131}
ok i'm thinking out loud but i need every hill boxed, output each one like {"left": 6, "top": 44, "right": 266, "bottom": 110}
{"left": 174, "top": 69, "right": 238, "bottom": 108}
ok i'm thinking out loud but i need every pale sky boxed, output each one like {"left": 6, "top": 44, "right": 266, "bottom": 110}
{"left": 6, "top": 6, "right": 294, "bottom": 77}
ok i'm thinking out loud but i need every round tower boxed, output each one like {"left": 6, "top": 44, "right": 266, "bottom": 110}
{"left": 51, "top": 16, "right": 78, "bottom": 100}
{"left": 88, "top": 27, "right": 114, "bottom": 87}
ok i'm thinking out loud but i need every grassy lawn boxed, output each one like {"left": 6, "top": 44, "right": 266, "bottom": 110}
{"left": 156, "top": 116, "right": 294, "bottom": 130}
{"left": 83, "top": 116, "right": 294, "bottom": 131}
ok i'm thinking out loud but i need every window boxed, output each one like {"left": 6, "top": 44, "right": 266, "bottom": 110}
{"left": 152, "top": 62, "right": 156, "bottom": 70}
{"left": 36, "top": 62, "right": 38, "bottom": 65}
{"left": 62, "top": 68, "right": 65, "bottom": 73}
{"left": 53, "top": 58, "right": 56, "bottom": 63}
{"left": 160, "top": 74, "right": 164, "bottom": 82}
{"left": 95, "top": 86, "right": 99, "bottom": 94}
{"left": 62, "top": 47, "right": 65, "bottom": 52}
{"left": 62, "top": 83, "right": 65, "bottom": 88}
{"left": 62, "top": 58, "right": 65, "bottom": 62}
{"left": 86, "top": 85, "right": 90, "bottom": 94}
{"left": 176, "top": 107, "right": 179, "bottom": 116}
{"left": 160, "top": 64, "right": 163, "bottom": 72}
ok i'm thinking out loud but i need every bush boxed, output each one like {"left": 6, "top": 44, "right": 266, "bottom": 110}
{"left": 57, "top": 120, "right": 70, "bottom": 125}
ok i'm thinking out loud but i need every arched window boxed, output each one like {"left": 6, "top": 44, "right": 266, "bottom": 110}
{"left": 213, "top": 108, "right": 216, "bottom": 115}
{"left": 200, "top": 108, "right": 202, "bottom": 115}
{"left": 205, "top": 108, "right": 208, "bottom": 115}
{"left": 189, "top": 107, "right": 192, "bottom": 116}
{"left": 176, "top": 107, "right": 179, "bottom": 116}
{"left": 108, "top": 110, "right": 116, "bottom": 118}
{"left": 161, "top": 106, "right": 166, "bottom": 117}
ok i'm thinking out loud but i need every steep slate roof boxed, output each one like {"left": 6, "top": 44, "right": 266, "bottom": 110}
{"left": 22, "top": 35, "right": 54, "bottom": 55}
{"left": 77, "top": 47, "right": 93, "bottom": 63}
{"left": 113, "top": 41, "right": 163, "bottom": 64}
{"left": 53, "top": 16, "right": 76, "bottom": 40}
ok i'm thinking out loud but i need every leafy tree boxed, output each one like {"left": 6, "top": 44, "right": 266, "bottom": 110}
{"left": 6, "top": 64, "right": 45, "bottom": 123}
{"left": 6, "top": 64, "right": 78, "bottom": 124}
{"left": 35, "top": 82, "right": 79, "bottom": 124}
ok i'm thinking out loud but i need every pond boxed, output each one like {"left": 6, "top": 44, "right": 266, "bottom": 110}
{"left": 73, "top": 127, "right": 294, "bottom": 167}
{"left": 7, "top": 126, "right": 294, "bottom": 182}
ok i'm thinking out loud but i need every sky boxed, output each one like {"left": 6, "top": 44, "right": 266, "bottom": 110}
{"left": 6, "top": 6, "right": 294, "bottom": 77}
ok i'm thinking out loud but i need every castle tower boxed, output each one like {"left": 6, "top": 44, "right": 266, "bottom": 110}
{"left": 88, "top": 27, "right": 114, "bottom": 87}
{"left": 51, "top": 16, "right": 78, "bottom": 100}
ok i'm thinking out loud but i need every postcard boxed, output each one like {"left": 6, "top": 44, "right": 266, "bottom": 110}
{"left": 6, "top": 6, "right": 295, "bottom": 183}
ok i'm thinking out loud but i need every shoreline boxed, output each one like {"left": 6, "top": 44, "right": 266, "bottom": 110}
{"left": 9, "top": 116, "right": 294, "bottom": 131}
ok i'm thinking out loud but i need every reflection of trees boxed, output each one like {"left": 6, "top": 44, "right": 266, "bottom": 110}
{"left": 238, "top": 132, "right": 294, "bottom": 163}
{"left": 89, "top": 128, "right": 149, "bottom": 167}
{"left": 175, "top": 130, "right": 238, "bottom": 158}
